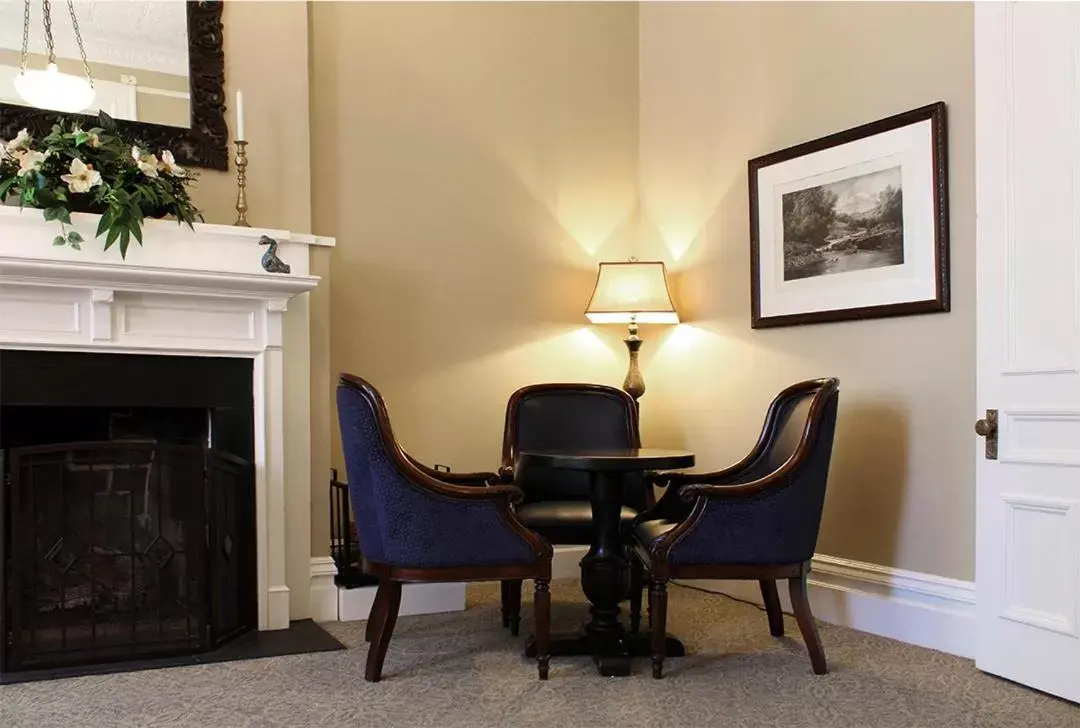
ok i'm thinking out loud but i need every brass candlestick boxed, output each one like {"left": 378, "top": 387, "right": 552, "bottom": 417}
{"left": 234, "top": 140, "right": 250, "bottom": 227}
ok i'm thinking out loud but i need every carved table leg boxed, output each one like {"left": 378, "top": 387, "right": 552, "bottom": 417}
{"left": 524, "top": 468, "right": 685, "bottom": 676}
{"left": 579, "top": 470, "right": 633, "bottom": 676}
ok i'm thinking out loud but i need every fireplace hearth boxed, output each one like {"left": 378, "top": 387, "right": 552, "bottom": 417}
{"left": 0, "top": 351, "right": 256, "bottom": 673}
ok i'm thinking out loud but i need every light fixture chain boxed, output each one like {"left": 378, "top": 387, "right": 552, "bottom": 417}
{"left": 40, "top": 0, "right": 55, "bottom": 65}
{"left": 66, "top": 0, "right": 93, "bottom": 88}
{"left": 19, "top": 0, "right": 30, "bottom": 72}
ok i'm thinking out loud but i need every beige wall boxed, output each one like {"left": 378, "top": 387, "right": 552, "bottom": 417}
{"left": 193, "top": 1, "right": 321, "bottom": 616}
{"left": 310, "top": 1, "right": 642, "bottom": 554}
{"left": 638, "top": 2, "right": 975, "bottom": 579}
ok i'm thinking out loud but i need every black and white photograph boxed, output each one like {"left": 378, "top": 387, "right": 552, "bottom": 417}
{"left": 749, "top": 102, "right": 949, "bottom": 328}
{"left": 782, "top": 166, "right": 903, "bottom": 281}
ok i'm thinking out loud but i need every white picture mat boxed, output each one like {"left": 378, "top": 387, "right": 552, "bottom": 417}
{"left": 755, "top": 119, "right": 938, "bottom": 319}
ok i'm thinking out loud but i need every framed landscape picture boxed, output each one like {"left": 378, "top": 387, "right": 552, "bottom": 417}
{"left": 748, "top": 102, "right": 949, "bottom": 328}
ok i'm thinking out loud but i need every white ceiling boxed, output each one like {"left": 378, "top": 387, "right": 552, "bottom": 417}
{"left": 0, "top": 0, "right": 189, "bottom": 77}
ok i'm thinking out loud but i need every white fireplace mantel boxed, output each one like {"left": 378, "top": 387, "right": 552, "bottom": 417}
{"left": 0, "top": 205, "right": 331, "bottom": 631}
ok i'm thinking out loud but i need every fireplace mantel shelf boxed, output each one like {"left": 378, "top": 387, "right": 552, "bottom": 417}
{"left": 0, "top": 206, "right": 329, "bottom": 300}
{"left": 0, "top": 255, "right": 320, "bottom": 300}
{"left": 0, "top": 205, "right": 332, "bottom": 635}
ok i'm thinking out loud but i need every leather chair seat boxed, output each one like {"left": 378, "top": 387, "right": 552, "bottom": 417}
{"left": 517, "top": 501, "right": 639, "bottom": 545}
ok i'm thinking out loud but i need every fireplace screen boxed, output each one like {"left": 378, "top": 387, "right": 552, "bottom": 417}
{"left": 1, "top": 441, "right": 254, "bottom": 672}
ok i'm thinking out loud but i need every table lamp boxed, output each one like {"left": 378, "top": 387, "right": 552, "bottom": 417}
{"left": 585, "top": 259, "right": 679, "bottom": 402}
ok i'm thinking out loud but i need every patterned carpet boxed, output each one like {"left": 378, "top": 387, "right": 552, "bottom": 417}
{"left": 2, "top": 580, "right": 1077, "bottom": 728}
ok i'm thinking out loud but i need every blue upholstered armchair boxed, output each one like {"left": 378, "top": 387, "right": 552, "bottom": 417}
{"left": 336, "top": 373, "right": 554, "bottom": 681}
{"left": 633, "top": 378, "right": 840, "bottom": 678}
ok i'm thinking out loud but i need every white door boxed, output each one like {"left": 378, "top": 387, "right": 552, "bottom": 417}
{"left": 976, "top": 2, "right": 1080, "bottom": 703}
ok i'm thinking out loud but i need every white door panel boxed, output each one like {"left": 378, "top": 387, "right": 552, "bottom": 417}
{"left": 976, "top": 1, "right": 1080, "bottom": 702}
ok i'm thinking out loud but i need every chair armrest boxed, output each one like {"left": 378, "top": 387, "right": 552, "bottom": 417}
{"left": 636, "top": 466, "right": 750, "bottom": 523}
{"left": 633, "top": 477, "right": 689, "bottom": 524}
{"left": 678, "top": 470, "right": 791, "bottom": 503}
{"left": 657, "top": 461, "right": 758, "bottom": 489}
{"left": 398, "top": 450, "right": 524, "bottom": 504}
{"left": 403, "top": 451, "right": 501, "bottom": 485}
{"left": 411, "top": 473, "right": 526, "bottom": 504}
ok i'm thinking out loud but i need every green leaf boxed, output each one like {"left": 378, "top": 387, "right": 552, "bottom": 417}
{"left": 129, "top": 217, "right": 143, "bottom": 245}
{"left": 55, "top": 207, "right": 71, "bottom": 225}
{"left": 36, "top": 188, "right": 58, "bottom": 207}
{"left": 96, "top": 208, "right": 115, "bottom": 238}
{"left": 42, "top": 207, "right": 60, "bottom": 222}
{"left": 74, "top": 132, "right": 89, "bottom": 147}
{"left": 52, "top": 235, "right": 66, "bottom": 246}
{"left": 67, "top": 230, "right": 84, "bottom": 244}
{"left": 119, "top": 228, "right": 131, "bottom": 259}
{"left": 104, "top": 223, "right": 121, "bottom": 251}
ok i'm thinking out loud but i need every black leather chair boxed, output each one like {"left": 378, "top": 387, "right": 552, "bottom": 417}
{"left": 496, "top": 383, "right": 650, "bottom": 635}
{"left": 632, "top": 378, "right": 840, "bottom": 678}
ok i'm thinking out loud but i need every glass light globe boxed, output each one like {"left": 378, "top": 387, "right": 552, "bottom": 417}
{"left": 14, "top": 63, "right": 95, "bottom": 113}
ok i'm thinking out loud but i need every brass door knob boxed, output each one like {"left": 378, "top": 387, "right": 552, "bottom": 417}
{"left": 975, "top": 409, "right": 998, "bottom": 460}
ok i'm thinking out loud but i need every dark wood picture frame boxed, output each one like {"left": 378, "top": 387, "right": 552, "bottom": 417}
{"left": 748, "top": 102, "right": 949, "bottom": 329}
{"left": 0, "top": 1, "right": 228, "bottom": 171}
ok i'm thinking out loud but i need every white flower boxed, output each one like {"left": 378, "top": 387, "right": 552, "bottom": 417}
{"left": 157, "top": 149, "right": 185, "bottom": 177}
{"left": 131, "top": 145, "right": 158, "bottom": 178}
{"left": 60, "top": 158, "right": 102, "bottom": 194}
{"left": 87, "top": 131, "right": 102, "bottom": 148}
{"left": 6, "top": 128, "right": 31, "bottom": 153}
{"left": 15, "top": 149, "right": 47, "bottom": 176}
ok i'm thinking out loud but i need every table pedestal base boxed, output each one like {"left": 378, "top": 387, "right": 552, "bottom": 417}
{"left": 525, "top": 631, "right": 685, "bottom": 677}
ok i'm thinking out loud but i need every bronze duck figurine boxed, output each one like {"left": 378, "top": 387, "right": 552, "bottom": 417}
{"left": 258, "top": 235, "right": 291, "bottom": 274}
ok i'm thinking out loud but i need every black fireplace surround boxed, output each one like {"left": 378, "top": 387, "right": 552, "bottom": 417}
{"left": 0, "top": 351, "right": 257, "bottom": 674}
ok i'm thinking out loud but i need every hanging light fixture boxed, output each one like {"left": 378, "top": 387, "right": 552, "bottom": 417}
{"left": 14, "top": 0, "right": 95, "bottom": 114}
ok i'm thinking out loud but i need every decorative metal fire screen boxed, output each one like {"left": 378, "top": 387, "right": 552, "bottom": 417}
{"left": 330, "top": 469, "right": 378, "bottom": 589}
{"left": 0, "top": 442, "right": 255, "bottom": 672}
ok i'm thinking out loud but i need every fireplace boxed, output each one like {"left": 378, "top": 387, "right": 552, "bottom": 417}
{"left": 0, "top": 351, "right": 256, "bottom": 673}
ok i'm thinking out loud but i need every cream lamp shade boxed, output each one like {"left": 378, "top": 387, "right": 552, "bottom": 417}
{"left": 585, "top": 260, "right": 679, "bottom": 325}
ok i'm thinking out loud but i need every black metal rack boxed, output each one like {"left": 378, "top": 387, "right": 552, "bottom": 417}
{"left": 329, "top": 469, "right": 378, "bottom": 589}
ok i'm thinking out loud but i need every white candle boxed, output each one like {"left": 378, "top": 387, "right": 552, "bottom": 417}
{"left": 235, "top": 90, "right": 245, "bottom": 141}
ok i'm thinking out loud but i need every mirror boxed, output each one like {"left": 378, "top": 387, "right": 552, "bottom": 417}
{"left": 0, "top": 1, "right": 227, "bottom": 170}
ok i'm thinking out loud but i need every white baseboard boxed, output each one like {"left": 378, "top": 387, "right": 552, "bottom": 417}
{"left": 688, "top": 554, "right": 976, "bottom": 659}
{"left": 550, "top": 548, "right": 975, "bottom": 658}
{"left": 309, "top": 556, "right": 340, "bottom": 623}
{"left": 310, "top": 556, "right": 468, "bottom": 623}
{"left": 309, "top": 557, "right": 467, "bottom": 623}
{"left": 338, "top": 582, "right": 467, "bottom": 622}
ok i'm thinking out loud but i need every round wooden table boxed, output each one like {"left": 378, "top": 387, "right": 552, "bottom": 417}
{"left": 517, "top": 448, "right": 695, "bottom": 677}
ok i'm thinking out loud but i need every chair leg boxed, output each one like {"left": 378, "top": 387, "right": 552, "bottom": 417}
{"left": 759, "top": 579, "right": 785, "bottom": 637}
{"left": 650, "top": 580, "right": 668, "bottom": 679}
{"left": 628, "top": 554, "right": 643, "bottom": 634}
{"left": 365, "top": 579, "right": 402, "bottom": 682}
{"left": 507, "top": 579, "right": 522, "bottom": 636}
{"left": 789, "top": 573, "right": 827, "bottom": 675}
{"left": 366, "top": 580, "right": 388, "bottom": 643}
{"left": 500, "top": 580, "right": 511, "bottom": 628}
{"left": 534, "top": 579, "right": 551, "bottom": 680}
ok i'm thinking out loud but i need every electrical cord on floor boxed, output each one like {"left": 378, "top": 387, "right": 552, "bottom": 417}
{"left": 669, "top": 579, "right": 796, "bottom": 619}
